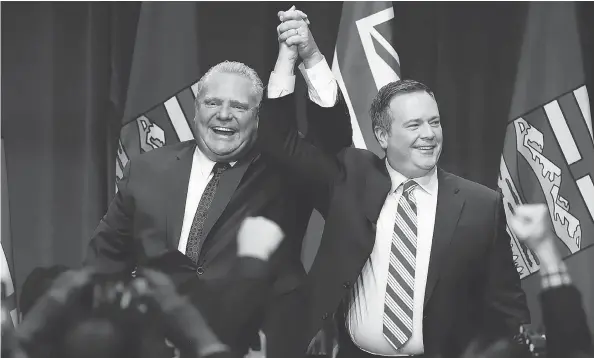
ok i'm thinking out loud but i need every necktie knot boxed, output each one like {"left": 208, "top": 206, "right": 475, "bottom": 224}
{"left": 213, "top": 162, "right": 230, "bottom": 175}
{"left": 403, "top": 179, "right": 418, "bottom": 197}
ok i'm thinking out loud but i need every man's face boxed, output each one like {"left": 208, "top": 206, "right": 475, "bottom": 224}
{"left": 375, "top": 91, "right": 443, "bottom": 178}
{"left": 194, "top": 72, "right": 260, "bottom": 162}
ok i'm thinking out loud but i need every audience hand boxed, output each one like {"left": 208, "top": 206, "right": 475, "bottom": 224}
{"left": 509, "top": 204, "right": 562, "bottom": 271}
{"left": 277, "top": 6, "right": 322, "bottom": 68}
{"left": 45, "top": 267, "right": 95, "bottom": 304}
{"left": 237, "top": 216, "right": 284, "bottom": 261}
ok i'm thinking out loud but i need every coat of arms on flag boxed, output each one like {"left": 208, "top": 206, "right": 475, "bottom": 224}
{"left": 116, "top": 83, "right": 197, "bottom": 184}
{"left": 499, "top": 86, "right": 594, "bottom": 278}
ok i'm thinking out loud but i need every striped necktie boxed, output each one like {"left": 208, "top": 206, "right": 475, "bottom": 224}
{"left": 185, "top": 162, "right": 230, "bottom": 264}
{"left": 383, "top": 179, "right": 418, "bottom": 349}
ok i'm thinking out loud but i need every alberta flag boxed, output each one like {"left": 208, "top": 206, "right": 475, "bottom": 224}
{"left": 498, "top": 2, "right": 594, "bottom": 278}
{"left": 115, "top": 2, "right": 199, "bottom": 185}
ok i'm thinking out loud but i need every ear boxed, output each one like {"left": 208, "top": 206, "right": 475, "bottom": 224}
{"left": 374, "top": 127, "right": 389, "bottom": 150}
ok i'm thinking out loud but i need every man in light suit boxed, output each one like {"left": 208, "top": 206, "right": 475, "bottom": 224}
{"left": 84, "top": 8, "right": 351, "bottom": 358}
{"left": 258, "top": 73, "right": 530, "bottom": 357}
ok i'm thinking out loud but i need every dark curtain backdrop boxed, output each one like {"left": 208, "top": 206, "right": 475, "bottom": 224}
{"left": 2, "top": 1, "right": 593, "bottom": 333}
{"left": 2, "top": 2, "right": 117, "bottom": 295}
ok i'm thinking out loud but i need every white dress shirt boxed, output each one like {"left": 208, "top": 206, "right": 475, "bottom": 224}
{"left": 347, "top": 163, "right": 438, "bottom": 356}
{"left": 267, "top": 57, "right": 338, "bottom": 107}
{"left": 177, "top": 57, "right": 338, "bottom": 253}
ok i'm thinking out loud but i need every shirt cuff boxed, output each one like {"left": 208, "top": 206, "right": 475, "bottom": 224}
{"left": 298, "top": 56, "right": 338, "bottom": 107}
{"left": 267, "top": 71, "right": 296, "bottom": 99}
{"left": 540, "top": 261, "right": 572, "bottom": 289}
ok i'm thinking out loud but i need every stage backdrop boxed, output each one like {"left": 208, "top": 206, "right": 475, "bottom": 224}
{"left": 2, "top": 1, "right": 593, "bottom": 336}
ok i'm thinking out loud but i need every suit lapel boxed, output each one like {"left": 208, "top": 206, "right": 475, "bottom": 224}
{"left": 166, "top": 143, "right": 196, "bottom": 249}
{"left": 201, "top": 151, "right": 259, "bottom": 241}
{"left": 362, "top": 157, "right": 392, "bottom": 252}
{"left": 424, "top": 168, "right": 465, "bottom": 308}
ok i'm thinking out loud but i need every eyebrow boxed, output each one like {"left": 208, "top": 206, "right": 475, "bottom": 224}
{"left": 229, "top": 100, "right": 249, "bottom": 108}
{"left": 403, "top": 116, "right": 440, "bottom": 125}
{"left": 203, "top": 97, "right": 249, "bottom": 108}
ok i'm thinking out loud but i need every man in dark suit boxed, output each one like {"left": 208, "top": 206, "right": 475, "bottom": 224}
{"left": 84, "top": 9, "right": 351, "bottom": 358}
{"left": 258, "top": 76, "right": 530, "bottom": 357}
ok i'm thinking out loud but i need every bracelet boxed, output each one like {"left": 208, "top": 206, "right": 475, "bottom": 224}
{"left": 540, "top": 267, "right": 572, "bottom": 289}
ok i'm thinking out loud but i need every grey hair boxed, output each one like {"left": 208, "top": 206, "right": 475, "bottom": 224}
{"left": 369, "top": 79, "right": 436, "bottom": 137}
{"left": 194, "top": 61, "right": 264, "bottom": 110}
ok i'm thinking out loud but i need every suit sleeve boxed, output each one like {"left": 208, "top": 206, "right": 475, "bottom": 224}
{"left": 83, "top": 161, "right": 136, "bottom": 274}
{"left": 540, "top": 285, "right": 593, "bottom": 357}
{"left": 257, "top": 93, "right": 345, "bottom": 216}
{"left": 482, "top": 192, "right": 531, "bottom": 338}
{"left": 303, "top": 89, "right": 353, "bottom": 155}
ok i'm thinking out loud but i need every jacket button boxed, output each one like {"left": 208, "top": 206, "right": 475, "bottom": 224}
{"left": 196, "top": 266, "right": 205, "bottom": 275}
{"left": 322, "top": 312, "right": 329, "bottom": 320}
{"left": 343, "top": 281, "right": 351, "bottom": 289}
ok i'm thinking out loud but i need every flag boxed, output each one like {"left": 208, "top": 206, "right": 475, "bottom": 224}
{"left": 115, "top": 2, "right": 200, "bottom": 185}
{"left": 332, "top": 1, "right": 400, "bottom": 157}
{"left": 498, "top": 2, "right": 594, "bottom": 279}
{"left": 1, "top": 138, "right": 19, "bottom": 327}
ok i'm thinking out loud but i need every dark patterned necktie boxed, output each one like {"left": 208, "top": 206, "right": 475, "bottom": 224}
{"left": 185, "top": 162, "right": 230, "bottom": 264}
{"left": 384, "top": 179, "right": 418, "bottom": 349}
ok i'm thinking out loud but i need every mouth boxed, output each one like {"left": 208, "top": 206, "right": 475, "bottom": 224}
{"left": 413, "top": 144, "right": 437, "bottom": 153}
{"left": 210, "top": 126, "right": 238, "bottom": 137}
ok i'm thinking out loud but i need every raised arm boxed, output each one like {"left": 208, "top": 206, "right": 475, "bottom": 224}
{"left": 275, "top": 7, "right": 352, "bottom": 154}
{"left": 257, "top": 93, "right": 341, "bottom": 216}
{"left": 258, "top": 7, "right": 350, "bottom": 214}
{"left": 510, "top": 204, "right": 593, "bottom": 357}
{"left": 482, "top": 193, "right": 530, "bottom": 340}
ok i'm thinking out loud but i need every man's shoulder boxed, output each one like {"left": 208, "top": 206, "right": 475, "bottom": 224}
{"left": 440, "top": 169, "right": 499, "bottom": 202}
{"left": 339, "top": 147, "right": 380, "bottom": 165}
{"left": 129, "top": 140, "right": 195, "bottom": 167}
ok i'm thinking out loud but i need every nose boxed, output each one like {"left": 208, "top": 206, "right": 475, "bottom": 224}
{"left": 217, "top": 104, "right": 233, "bottom": 121}
{"left": 420, "top": 122, "right": 436, "bottom": 139}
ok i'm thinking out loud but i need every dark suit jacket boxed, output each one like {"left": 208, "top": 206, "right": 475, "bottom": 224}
{"left": 541, "top": 285, "right": 593, "bottom": 358}
{"left": 141, "top": 252, "right": 275, "bottom": 355}
{"left": 84, "top": 95, "right": 352, "bottom": 358}
{"left": 258, "top": 94, "right": 530, "bottom": 358}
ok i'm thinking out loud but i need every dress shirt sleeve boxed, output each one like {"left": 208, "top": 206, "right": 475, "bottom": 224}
{"left": 267, "top": 71, "right": 296, "bottom": 99}
{"left": 298, "top": 56, "right": 338, "bottom": 107}
{"left": 267, "top": 56, "right": 338, "bottom": 107}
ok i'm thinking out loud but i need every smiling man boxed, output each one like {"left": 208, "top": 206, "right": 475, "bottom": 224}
{"left": 193, "top": 65, "right": 262, "bottom": 163}
{"left": 84, "top": 7, "right": 353, "bottom": 358}
{"left": 257, "top": 78, "right": 530, "bottom": 358}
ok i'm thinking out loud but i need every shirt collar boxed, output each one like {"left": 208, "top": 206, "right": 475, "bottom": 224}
{"left": 194, "top": 146, "right": 237, "bottom": 176}
{"left": 385, "top": 160, "right": 438, "bottom": 196}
